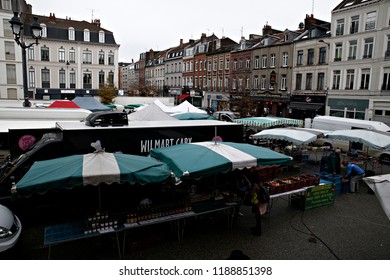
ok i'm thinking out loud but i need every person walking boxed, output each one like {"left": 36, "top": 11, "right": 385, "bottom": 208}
{"left": 341, "top": 161, "right": 365, "bottom": 193}
{"left": 250, "top": 181, "right": 270, "bottom": 236}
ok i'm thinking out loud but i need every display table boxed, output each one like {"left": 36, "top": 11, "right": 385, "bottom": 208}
{"left": 43, "top": 202, "right": 238, "bottom": 259}
{"left": 44, "top": 220, "right": 122, "bottom": 259}
{"left": 268, "top": 179, "right": 335, "bottom": 214}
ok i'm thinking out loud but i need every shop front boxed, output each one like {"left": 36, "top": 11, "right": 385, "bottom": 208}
{"left": 327, "top": 98, "right": 369, "bottom": 119}
{"left": 288, "top": 95, "right": 326, "bottom": 120}
{"left": 251, "top": 92, "right": 290, "bottom": 117}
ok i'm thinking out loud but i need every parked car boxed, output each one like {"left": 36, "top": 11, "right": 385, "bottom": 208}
{"left": 0, "top": 204, "right": 22, "bottom": 252}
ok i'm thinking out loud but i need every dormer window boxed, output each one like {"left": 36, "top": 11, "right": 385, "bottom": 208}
{"left": 41, "top": 24, "right": 47, "bottom": 38}
{"left": 99, "top": 31, "right": 105, "bottom": 43}
{"left": 84, "top": 29, "right": 90, "bottom": 42}
{"left": 68, "top": 27, "right": 75, "bottom": 40}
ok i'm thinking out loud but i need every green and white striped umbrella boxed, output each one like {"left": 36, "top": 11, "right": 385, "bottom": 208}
{"left": 150, "top": 141, "right": 292, "bottom": 179}
{"left": 14, "top": 151, "right": 172, "bottom": 196}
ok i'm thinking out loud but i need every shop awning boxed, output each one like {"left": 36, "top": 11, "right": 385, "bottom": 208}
{"left": 177, "top": 94, "right": 190, "bottom": 100}
{"left": 289, "top": 102, "right": 323, "bottom": 111}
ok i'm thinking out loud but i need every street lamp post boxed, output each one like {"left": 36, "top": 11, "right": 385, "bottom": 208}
{"left": 9, "top": 12, "right": 42, "bottom": 107}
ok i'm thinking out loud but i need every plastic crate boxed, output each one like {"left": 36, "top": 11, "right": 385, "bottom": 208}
{"left": 315, "top": 172, "right": 329, "bottom": 180}
{"left": 325, "top": 174, "right": 342, "bottom": 184}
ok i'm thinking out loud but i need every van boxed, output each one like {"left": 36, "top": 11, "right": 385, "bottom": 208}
{"left": 213, "top": 111, "right": 236, "bottom": 122}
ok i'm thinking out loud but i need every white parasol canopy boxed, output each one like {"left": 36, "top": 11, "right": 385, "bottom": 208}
{"left": 253, "top": 127, "right": 328, "bottom": 145}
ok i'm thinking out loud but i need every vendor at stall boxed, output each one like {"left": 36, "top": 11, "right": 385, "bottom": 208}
{"left": 341, "top": 161, "right": 365, "bottom": 193}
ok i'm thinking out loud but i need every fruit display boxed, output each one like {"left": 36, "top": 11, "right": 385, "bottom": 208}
{"left": 265, "top": 174, "right": 320, "bottom": 195}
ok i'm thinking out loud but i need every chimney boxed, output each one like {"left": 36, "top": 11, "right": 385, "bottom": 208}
{"left": 49, "top": 13, "right": 56, "bottom": 23}
{"left": 93, "top": 19, "right": 101, "bottom": 27}
{"left": 262, "top": 24, "right": 272, "bottom": 36}
{"left": 180, "top": 39, "right": 183, "bottom": 46}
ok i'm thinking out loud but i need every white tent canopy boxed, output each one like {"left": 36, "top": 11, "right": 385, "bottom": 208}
{"left": 173, "top": 101, "right": 207, "bottom": 114}
{"left": 128, "top": 103, "right": 178, "bottom": 121}
{"left": 363, "top": 174, "right": 390, "bottom": 220}
{"left": 253, "top": 127, "right": 328, "bottom": 145}
{"left": 153, "top": 99, "right": 179, "bottom": 114}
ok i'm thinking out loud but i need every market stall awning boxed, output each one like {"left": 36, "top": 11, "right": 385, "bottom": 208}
{"left": 14, "top": 148, "right": 172, "bottom": 196}
{"left": 253, "top": 127, "right": 327, "bottom": 145}
{"left": 326, "top": 129, "right": 390, "bottom": 150}
{"left": 150, "top": 141, "right": 292, "bottom": 179}
{"left": 177, "top": 94, "right": 190, "bottom": 100}
{"left": 363, "top": 174, "right": 390, "bottom": 220}
{"left": 234, "top": 117, "right": 303, "bottom": 129}
{"left": 48, "top": 100, "right": 80, "bottom": 109}
{"left": 172, "top": 112, "right": 216, "bottom": 120}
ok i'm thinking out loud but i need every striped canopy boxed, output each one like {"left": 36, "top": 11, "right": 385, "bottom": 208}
{"left": 15, "top": 151, "right": 172, "bottom": 196}
{"left": 150, "top": 141, "right": 292, "bottom": 179}
{"left": 234, "top": 117, "right": 303, "bottom": 129}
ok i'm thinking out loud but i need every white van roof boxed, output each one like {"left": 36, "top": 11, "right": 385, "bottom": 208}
{"left": 313, "top": 116, "right": 390, "bottom": 132}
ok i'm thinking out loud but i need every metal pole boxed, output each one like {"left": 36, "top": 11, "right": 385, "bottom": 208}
{"left": 21, "top": 45, "right": 31, "bottom": 107}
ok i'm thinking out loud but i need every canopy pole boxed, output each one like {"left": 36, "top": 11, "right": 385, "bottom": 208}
{"left": 98, "top": 184, "right": 102, "bottom": 210}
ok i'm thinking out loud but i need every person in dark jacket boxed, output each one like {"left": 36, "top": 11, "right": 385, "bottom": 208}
{"left": 341, "top": 161, "right": 365, "bottom": 193}
{"left": 250, "top": 181, "right": 270, "bottom": 236}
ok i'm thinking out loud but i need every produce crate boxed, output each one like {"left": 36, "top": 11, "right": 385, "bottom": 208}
{"left": 325, "top": 174, "right": 342, "bottom": 184}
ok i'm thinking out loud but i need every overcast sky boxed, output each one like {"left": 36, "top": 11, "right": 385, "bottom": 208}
{"left": 27, "top": 0, "right": 341, "bottom": 62}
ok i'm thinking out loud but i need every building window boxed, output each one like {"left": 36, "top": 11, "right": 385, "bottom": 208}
{"left": 219, "top": 77, "right": 223, "bottom": 91}
{"left": 253, "top": 75, "right": 259, "bottom": 89}
{"left": 262, "top": 55, "right": 267, "bottom": 68}
{"left": 58, "top": 47, "right": 65, "bottom": 63}
{"left": 3, "top": 18, "right": 13, "bottom": 37}
{"left": 345, "top": 69, "right": 355, "bottom": 90}
{"left": 108, "top": 52, "right": 114, "bottom": 65}
{"left": 317, "top": 73, "right": 325, "bottom": 91}
{"left": 41, "top": 69, "right": 50, "bottom": 88}
{"left": 213, "top": 78, "right": 217, "bottom": 90}
{"left": 280, "top": 75, "right": 287, "bottom": 90}
{"left": 363, "top": 37, "right": 374, "bottom": 59}
{"left": 99, "top": 31, "right": 105, "bottom": 43}
{"left": 282, "top": 52, "right": 288, "bottom": 67}
{"left": 360, "top": 69, "right": 370, "bottom": 90}
{"left": 332, "top": 70, "right": 341, "bottom": 90}
{"left": 350, "top": 15, "right": 359, "bottom": 34}
{"left": 297, "top": 50, "right": 303, "bottom": 65}
{"left": 382, "top": 70, "right": 390, "bottom": 90}
{"left": 28, "top": 47, "right": 35, "bottom": 60}
{"left": 109, "top": 71, "right": 114, "bottom": 86}
{"left": 99, "top": 71, "right": 105, "bottom": 87}
{"left": 6, "top": 64, "right": 16, "bottom": 84}
{"left": 213, "top": 60, "right": 217, "bottom": 71}
{"left": 2, "top": 0, "right": 11, "bottom": 10}
{"left": 83, "top": 72, "right": 92, "bottom": 89}
{"left": 307, "top": 48, "right": 314, "bottom": 65}
{"left": 70, "top": 71, "right": 76, "bottom": 88}
{"left": 41, "top": 24, "right": 47, "bottom": 38}
{"left": 319, "top": 47, "right": 327, "bottom": 64}
{"left": 239, "top": 58, "right": 243, "bottom": 69}
{"left": 226, "top": 58, "right": 230, "bottom": 70}
{"left": 246, "top": 58, "right": 250, "bottom": 69}
{"left": 69, "top": 49, "right": 75, "bottom": 63}
{"left": 305, "top": 73, "right": 313, "bottom": 90}
{"left": 4, "top": 41, "right": 15, "bottom": 60}
{"left": 270, "top": 53, "right": 276, "bottom": 68}
{"left": 233, "top": 59, "right": 237, "bottom": 70}
{"left": 365, "top": 11, "right": 376, "bottom": 31}
{"left": 348, "top": 40, "right": 357, "bottom": 60}
{"left": 261, "top": 75, "right": 266, "bottom": 90}
{"left": 59, "top": 69, "right": 66, "bottom": 88}
{"left": 41, "top": 46, "right": 49, "bottom": 61}
{"left": 295, "top": 73, "right": 302, "bottom": 90}
{"left": 232, "top": 78, "right": 236, "bottom": 90}
{"left": 84, "top": 29, "right": 90, "bottom": 42}
{"left": 238, "top": 78, "right": 243, "bottom": 90}
{"left": 28, "top": 68, "right": 35, "bottom": 88}
{"left": 335, "top": 43, "right": 342, "bottom": 61}
{"left": 83, "top": 50, "right": 92, "bottom": 64}
{"left": 336, "top": 19, "right": 345, "bottom": 36}
{"left": 68, "top": 27, "right": 75, "bottom": 40}
{"left": 99, "top": 51, "right": 105, "bottom": 65}
{"left": 254, "top": 56, "right": 259, "bottom": 69}
{"left": 386, "top": 35, "right": 390, "bottom": 58}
